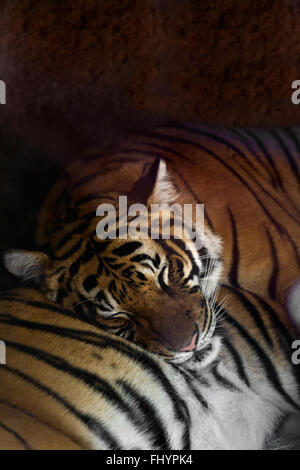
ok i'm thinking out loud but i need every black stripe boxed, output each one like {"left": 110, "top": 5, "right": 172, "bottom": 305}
{"left": 222, "top": 308, "right": 300, "bottom": 410}
{"left": 76, "top": 194, "right": 116, "bottom": 206}
{"left": 0, "top": 312, "right": 191, "bottom": 443}
{"left": 6, "top": 340, "right": 158, "bottom": 443}
{"left": 91, "top": 240, "right": 111, "bottom": 255}
{"left": 108, "top": 280, "right": 121, "bottom": 304}
{"left": 1, "top": 365, "right": 120, "bottom": 449}
{"left": 0, "top": 294, "right": 80, "bottom": 318}
{"left": 159, "top": 238, "right": 199, "bottom": 278}
{"left": 228, "top": 128, "right": 278, "bottom": 187}
{"left": 198, "top": 127, "right": 300, "bottom": 227}
{"left": 133, "top": 130, "right": 287, "bottom": 235}
{"left": 221, "top": 336, "right": 250, "bottom": 387}
{"left": 0, "top": 294, "right": 91, "bottom": 325}
{"left": 239, "top": 288, "right": 300, "bottom": 397}
{"left": 51, "top": 210, "right": 95, "bottom": 237}
{"left": 0, "top": 313, "right": 126, "bottom": 351}
{"left": 0, "top": 313, "right": 107, "bottom": 348}
{"left": 246, "top": 290, "right": 294, "bottom": 349}
{"left": 116, "top": 379, "right": 171, "bottom": 449}
{"left": 201, "top": 305, "right": 211, "bottom": 337}
{"left": 139, "top": 140, "right": 191, "bottom": 162}
{"left": 163, "top": 124, "right": 300, "bottom": 222}
{"left": 284, "top": 229, "right": 300, "bottom": 269}
{"left": 130, "top": 253, "right": 157, "bottom": 267}
{"left": 0, "top": 421, "right": 31, "bottom": 449}
{"left": 244, "top": 129, "right": 284, "bottom": 190}
{"left": 54, "top": 239, "right": 83, "bottom": 261}
{"left": 112, "top": 241, "right": 142, "bottom": 257}
{"left": 170, "top": 363, "right": 209, "bottom": 410}
{"left": 223, "top": 287, "right": 273, "bottom": 347}
{"left": 227, "top": 207, "right": 239, "bottom": 286}
{"left": 83, "top": 275, "right": 98, "bottom": 292}
{"left": 55, "top": 220, "right": 88, "bottom": 251}
{"left": 270, "top": 129, "right": 300, "bottom": 190}
{"left": 233, "top": 156, "right": 300, "bottom": 226}
{"left": 0, "top": 399, "right": 86, "bottom": 449}
{"left": 95, "top": 290, "right": 113, "bottom": 309}
{"left": 69, "top": 257, "right": 82, "bottom": 276}
{"left": 56, "top": 288, "right": 67, "bottom": 304}
{"left": 81, "top": 240, "right": 97, "bottom": 264}
{"left": 264, "top": 227, "right": 278, "bottom": 300}
{"left": 283, "top": 127, "right": 300, "bottom": 184}
{"left": 212, "top": 364, "right": 242, "bottom": 392}
{"left": 81, "top": 336, "right": 192, "bottom": 448}
{"left": 169, "top": 123, "right": 258, "bottom": 173}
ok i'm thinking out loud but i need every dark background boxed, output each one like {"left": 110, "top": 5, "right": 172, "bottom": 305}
{"left": 0, "top": 0, "right": 300, "bottom": 288}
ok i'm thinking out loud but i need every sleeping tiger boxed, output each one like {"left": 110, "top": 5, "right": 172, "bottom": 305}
{"left": 4, "top": 156, "right": 223, "bottom": 362}
{"left": 0, "top": 285, "right": 299, "bottom": 449}
{"left": 4, "top": 124, "right": 300, "bottom": 358}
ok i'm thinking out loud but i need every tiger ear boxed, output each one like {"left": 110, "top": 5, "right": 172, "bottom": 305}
{"left": 128, "top": 158, "right": 178, "bottom": 206}
{"left": 3, "top": 249, "right": 51, "bottom": 284}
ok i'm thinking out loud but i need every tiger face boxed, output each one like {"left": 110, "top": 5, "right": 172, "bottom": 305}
{"left": 4, "top": 158, "right": 223, "bottom": 363}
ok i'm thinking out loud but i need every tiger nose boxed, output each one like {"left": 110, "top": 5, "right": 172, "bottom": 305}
{"left": 178, "top": 330, "right": 198, "bottom": 352}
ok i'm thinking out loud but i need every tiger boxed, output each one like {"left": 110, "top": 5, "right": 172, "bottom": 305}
{"left": 0, "top": 285, "right": 299, "bottom": 450}
{"left": 3, "top": 124, "right": 300, "bottom": 358}
{"left": 4, "top": 156, "right": 223, "bottom": 362}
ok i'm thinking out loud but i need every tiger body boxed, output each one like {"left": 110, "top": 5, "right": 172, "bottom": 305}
{"left": 35, "top": 123, "right": 300, "bottom": 306}
{"left": 0, "top": 286, "right": 299, "bottom": 450}
{"left": 3, "top": 124, "right": 300, "bottom": 369}
{"left": 5, "top": 142, "right": 225, "bottom": 361}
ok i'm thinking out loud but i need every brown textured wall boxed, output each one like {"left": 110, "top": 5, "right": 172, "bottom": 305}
{"left": 1, "top": 0, "right": 300, "bottom": 157}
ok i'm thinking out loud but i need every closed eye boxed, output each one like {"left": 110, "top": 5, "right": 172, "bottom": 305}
{"left": 96, "top": 303, "right": 113, "bottom": 312}
{"left": 109, "top": 311, "right": 130, "bottom": 320}
{"left": 109, "top": 311, "right": 144, "bottom": 331}
{"left": 189, "top": 285, "right": 201, "bottom": 294}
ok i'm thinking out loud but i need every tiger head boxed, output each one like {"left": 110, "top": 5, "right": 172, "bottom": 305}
{"left": 4, "top": 158, "right": 223, "bottom": 363}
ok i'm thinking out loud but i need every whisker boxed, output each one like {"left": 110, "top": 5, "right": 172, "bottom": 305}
{"left": 73, "top": 297, "right": 99, "bottom": 308}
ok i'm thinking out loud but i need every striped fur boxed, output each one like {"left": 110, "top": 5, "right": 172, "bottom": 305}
{"left": 4, "top": 151, "right": 223, "bottom": 362}
{"left": 11, "top": 125, "right": 300, "bottom": 307}
{"left": 3, "top": 124, "right": 300, "bottom": 358}
{"left": 0, "top": 286, "right": 299, "bottom": 450}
